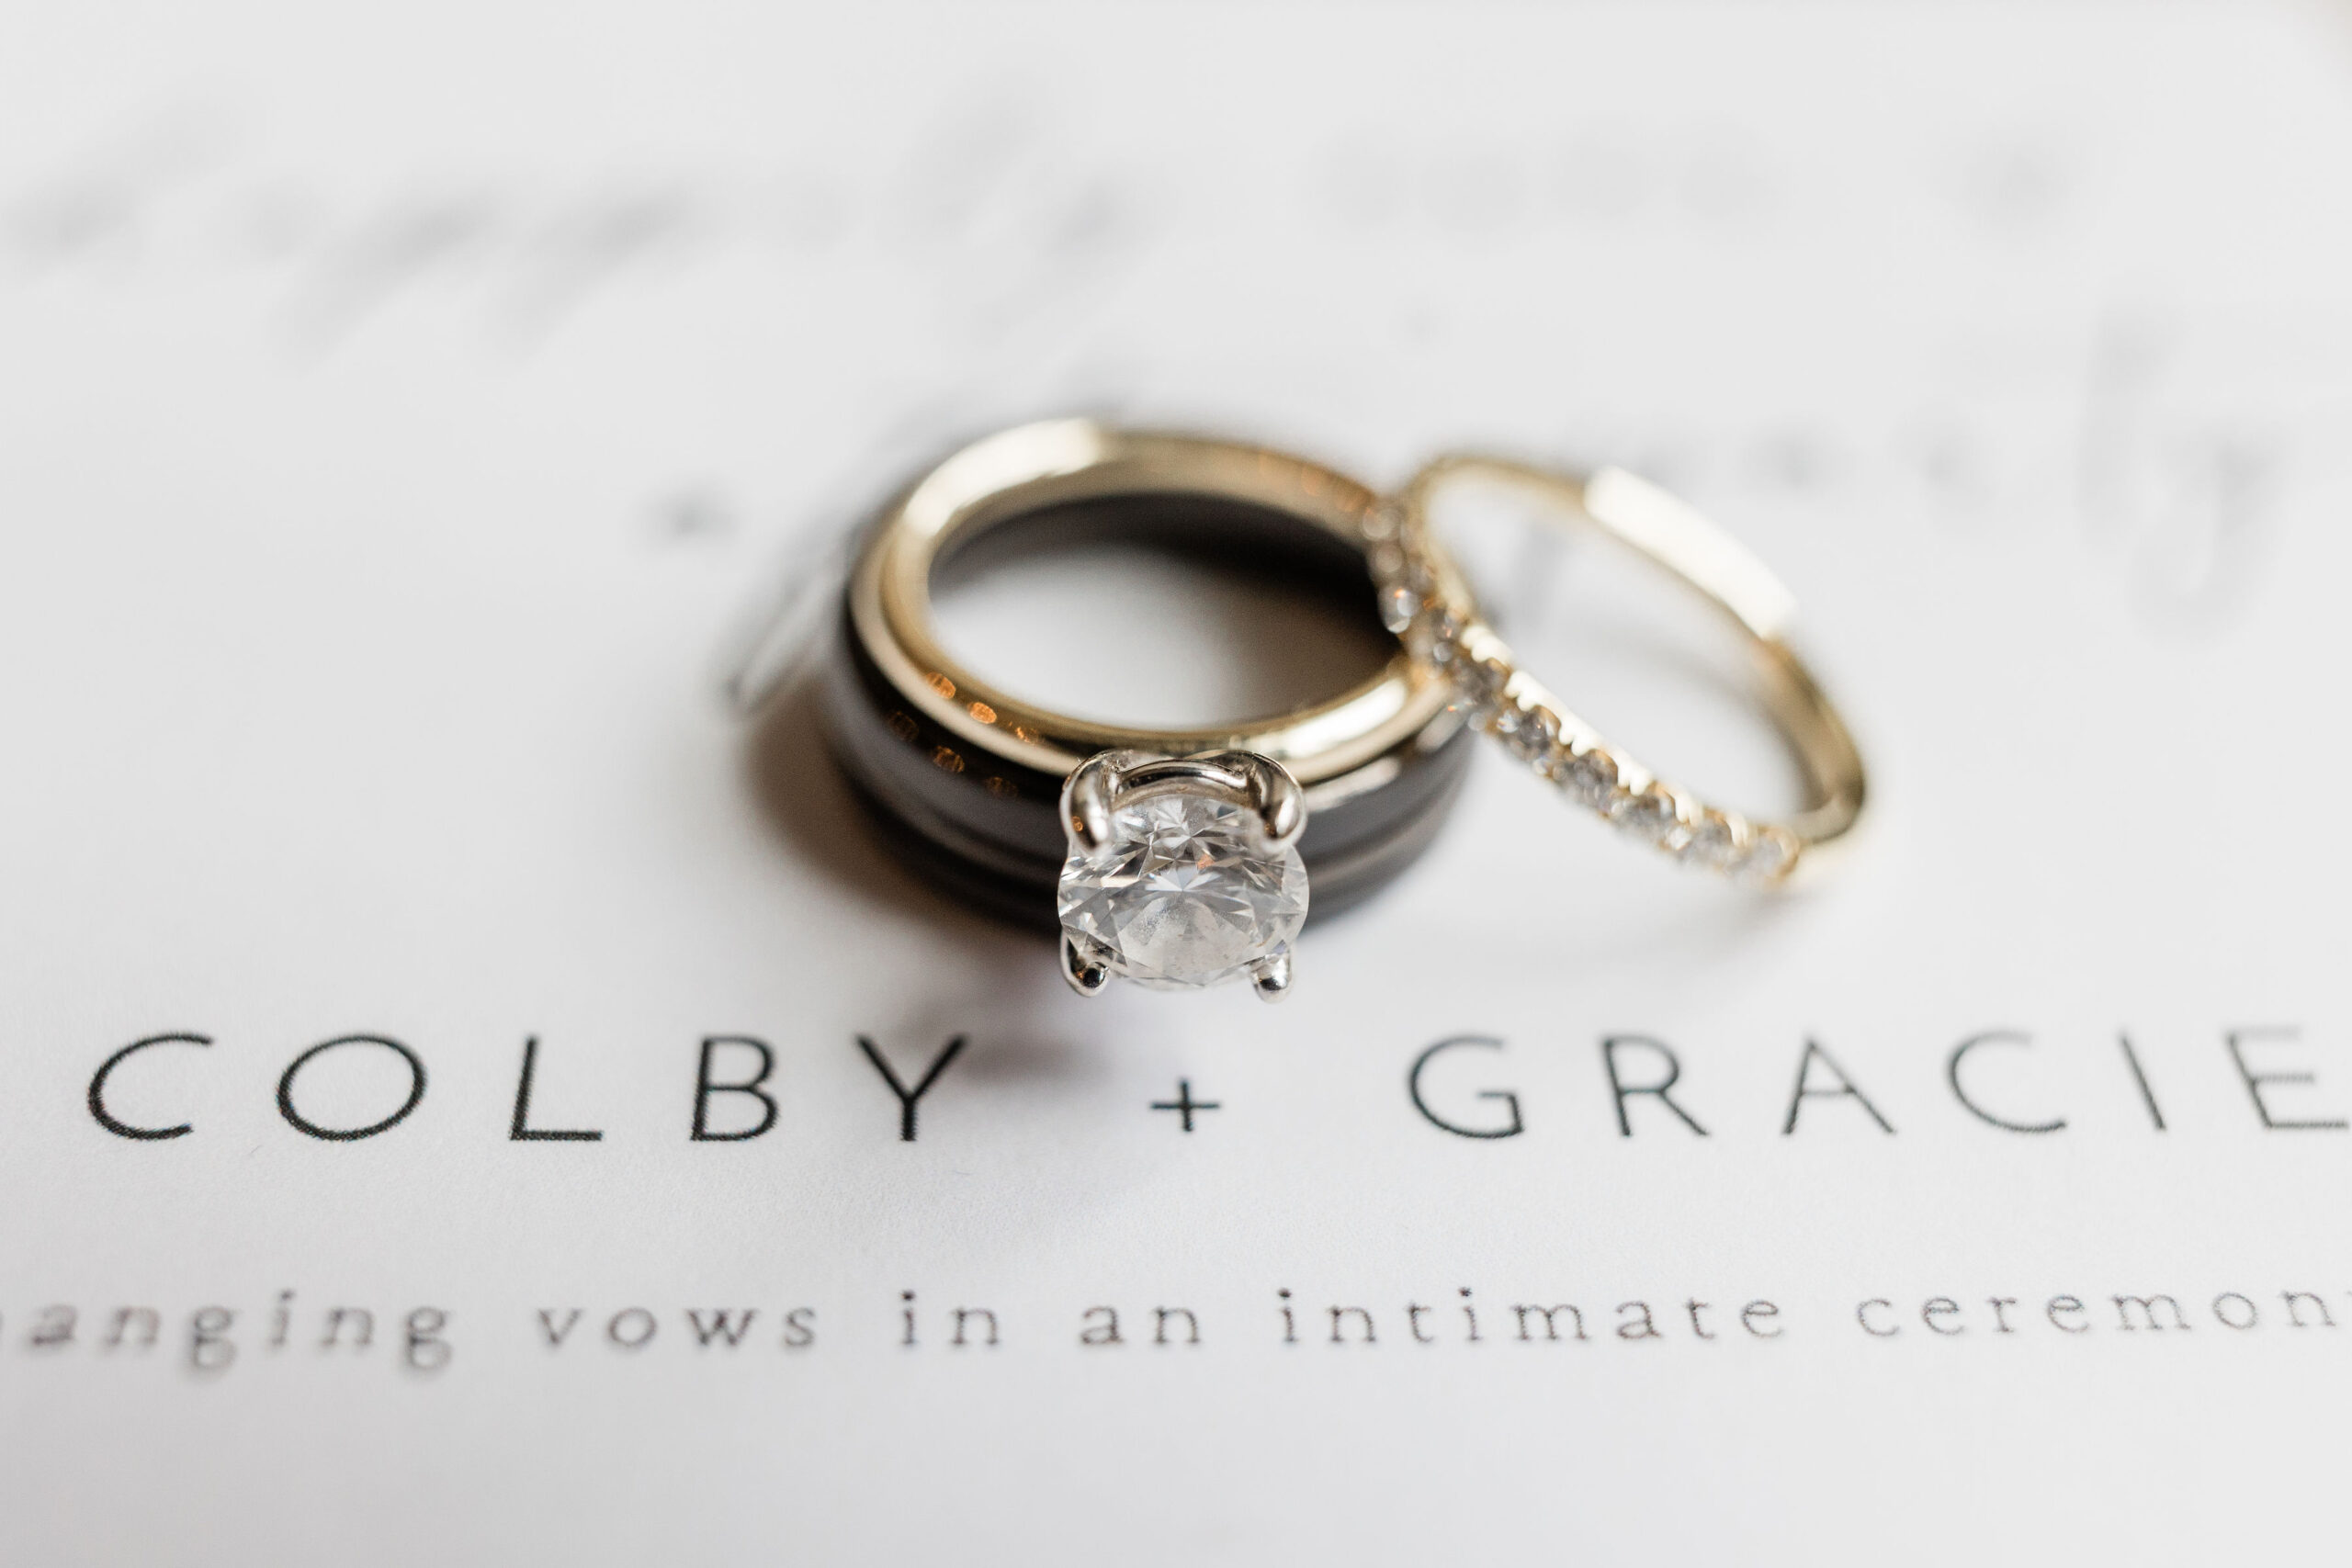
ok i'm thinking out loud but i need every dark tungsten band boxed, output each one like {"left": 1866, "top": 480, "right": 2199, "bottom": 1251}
{"left": 820, "top": 420, "right": 1475, "bottom": 931}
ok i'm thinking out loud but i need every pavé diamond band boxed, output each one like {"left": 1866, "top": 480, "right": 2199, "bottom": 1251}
{"left": 822, "top": 420, "right": 1476, "bottom": 998}
{"left": 1376, "top": 455, "right": 1868, "bottom": 885}
{"left": 820, "top": 424, "right": 1867, "bottom": 1001}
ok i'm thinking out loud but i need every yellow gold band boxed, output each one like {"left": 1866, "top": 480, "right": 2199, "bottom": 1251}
{"left": 1379, "top": 455, "right": 1867, "bottom": 884}
{"left": 854, "top": 419, "right": 1459, "bottom": 784}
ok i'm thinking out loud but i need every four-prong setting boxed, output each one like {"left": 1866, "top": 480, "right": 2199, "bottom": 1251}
{"left": 1246, "top": 946, "right": 1293, "bottom": 1002}
{"left": 1055, "top": 750, "right": 1310, "bottom": 999}
{"left": 1060, "top": 930, "right": 1113, "bottom": 997}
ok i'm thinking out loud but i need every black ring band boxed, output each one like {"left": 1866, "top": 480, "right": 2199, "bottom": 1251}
{"left": 823, "top": 609, "right": 1474, "bottom": 929}
{"left": 820, "top": 422, "right": 1475, "bottom": 931}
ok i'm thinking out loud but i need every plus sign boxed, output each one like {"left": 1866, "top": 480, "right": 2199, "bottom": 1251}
{"left": 1150, "top": 1079, "right": 1220, "bottom": 1132}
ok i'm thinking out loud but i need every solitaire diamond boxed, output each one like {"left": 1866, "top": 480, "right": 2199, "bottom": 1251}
{"left": 1057, "top": 792, "right": 1308, "bottom": 991}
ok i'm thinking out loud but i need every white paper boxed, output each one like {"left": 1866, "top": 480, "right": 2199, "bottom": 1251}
{"left": 4, "top": 3, "right": 2350, "bottom": 1562}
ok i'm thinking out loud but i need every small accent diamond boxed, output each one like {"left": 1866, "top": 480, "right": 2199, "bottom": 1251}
{"left": 1413, "top": 606, "right": 1462, "bottom": 667}
{"left": 1612, "top": 784, "right": 1681, "bottom": 845}
{"left": 1557, "top": 746, "right": 1619, "bottom": 808}
{"left": 1679, "top": 812, "right": 1739, "bottom": 869}
{"left": 1733, "top": 828, "right": 1795, "bottom": 884}
{"left": 1462, "top": 655, "right": 1511, "bottom": 712}
{"left": 1500, "top": 704, "right": 1560, "bottom": 765}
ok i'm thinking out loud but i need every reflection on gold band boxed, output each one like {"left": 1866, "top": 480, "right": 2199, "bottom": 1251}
{"left": 852, "top": 418, "right": 1457, "bottom": 788}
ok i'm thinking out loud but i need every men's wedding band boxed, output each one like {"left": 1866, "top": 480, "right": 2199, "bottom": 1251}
{"left": 822, "top": 420, "right": 1476, "bottom": 940}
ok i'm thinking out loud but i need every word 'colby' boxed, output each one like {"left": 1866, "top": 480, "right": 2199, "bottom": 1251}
{"left": 77, "top": 1026, "right": 2349, "bottom": 1144}
{"left": 85, "top": 1033, "right": 968, "bottom": 1143}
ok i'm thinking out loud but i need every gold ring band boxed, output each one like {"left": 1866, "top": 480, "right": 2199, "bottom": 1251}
{"left": 826, "top": 419, "right": 1477, "bottom": 941}
{"left": 1378, "top": 455, "right": 1867, "bottom": 884}
{"left": 855, "top": 419, "right": 1457, "bottom": 782}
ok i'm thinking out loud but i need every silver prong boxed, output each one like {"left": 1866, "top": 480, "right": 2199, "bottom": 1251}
{"left": 1233, "top": 753, "right": 1306, "bottom": 849}
{"left": 1061, "top": 932, "right": 1111, "bottom": 997}
{"left": 1248, "top": 947, "right": 1292, "bottom": 1003}
{"left": 1060, "top": 753, "right": 1118, "bottom": 854}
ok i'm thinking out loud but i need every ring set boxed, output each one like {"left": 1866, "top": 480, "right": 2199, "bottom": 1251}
{"left": 818, "top": 419, "right": 1867, "bottom": 1002}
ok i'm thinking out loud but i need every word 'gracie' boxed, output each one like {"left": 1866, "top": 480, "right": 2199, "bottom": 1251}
{"left": 71, "top": 1024, "right": 2347, "bottom": 1145}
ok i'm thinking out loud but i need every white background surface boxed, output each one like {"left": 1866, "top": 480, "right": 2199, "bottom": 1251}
{"left": 2, "top": 4, "right": 2349, "bottom": 1562}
